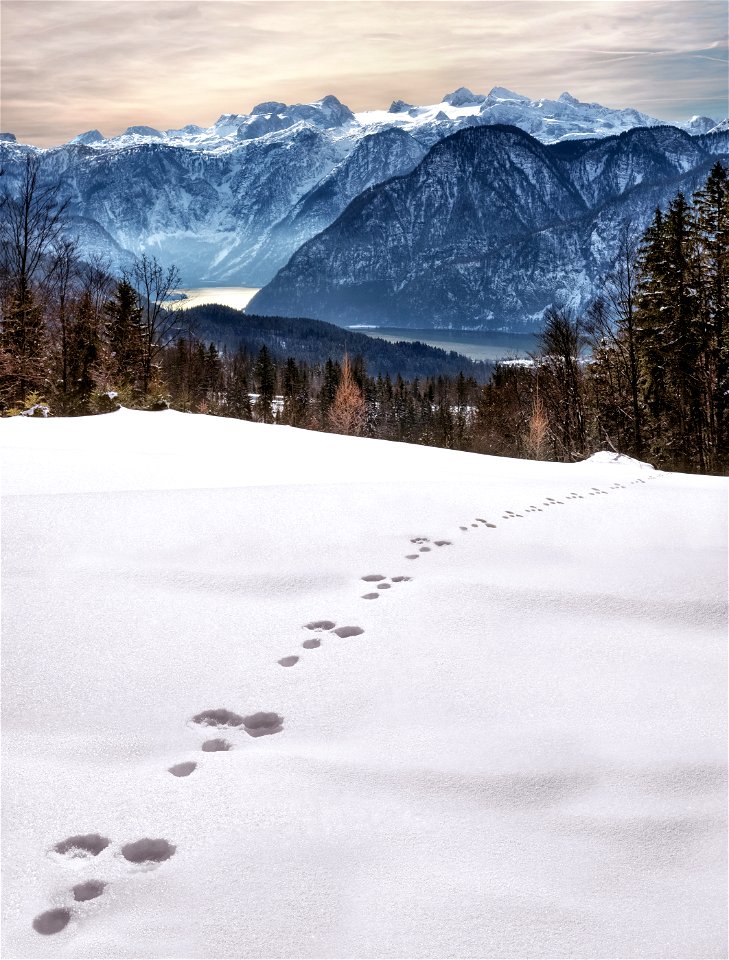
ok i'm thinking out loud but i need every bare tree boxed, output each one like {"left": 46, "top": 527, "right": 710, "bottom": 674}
{"left": 535, "top": 307, "right": 588, "bottom": 459}
{"left": 586, "top": 222, "right": 643, "bottom": 455}
{"left": 46, "top": 239, "right": 79, "bottom": 397}
{"left": 0, "top": 154, "right": 70, "bottom": 402}
{"left": 127, "top": 254, "right": 181, "bottom": 394}
{"left": 525, "top": 378, "right": 550, "bottom": 460}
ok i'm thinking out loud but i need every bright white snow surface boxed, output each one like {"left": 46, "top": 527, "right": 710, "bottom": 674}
{"left": 1, "top": 409, "right": 727, "bottom": 959}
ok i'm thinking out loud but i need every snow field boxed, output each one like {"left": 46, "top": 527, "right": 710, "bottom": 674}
{"left": 1, "top": 410, "right": 726, "bottom": 958}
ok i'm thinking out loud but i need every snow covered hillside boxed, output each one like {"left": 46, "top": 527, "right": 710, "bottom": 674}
{"left": 1, "top": 410, "right": 726, "bottom": 958}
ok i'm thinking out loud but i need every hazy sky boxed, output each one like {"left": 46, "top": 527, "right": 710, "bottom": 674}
{"left": 2, "top": 0, "right": 727, "bottom": 146}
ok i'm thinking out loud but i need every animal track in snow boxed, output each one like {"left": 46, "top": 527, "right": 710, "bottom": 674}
{"left": 54, "top": 834, "right": 110, "bottom": 858}
{"left": 419, "top": 546, "right": 431, "bottom": 552}
{"left": 459, "top": 526, "right": 468, "bottom": 531}
{"left": 377, "top": 583, "right": 391, "bottom": 589}
{"left": 361, "top": 574, "right": 386, "bottom": 582}
{"left": 362, "top": 592, "right": 379, "bottom": 599}
{"left": 121, "top": 838, "right": 176, "bottom": 864}
{"left": 302, "top": 637, "right": 321, "bottom": 647}
{"left": 32, "top": 908, "right": 71, "bottom": 935}
{"left": 278, "top": 656, "right": 299, "bottom": 667}
{"left": 72, "top": 880, "right": 106, "bottom": 902}
{"left": 405, "top": 554, "right": 419, "bottom": 559}
{"left": 201, "top": 738, "right": 231, "bottom": 751}
{"left": 305, "top": 620, "right": 335, "bottom": 631}
{"left": 410, "top": 537, "right": 429, "bottom": 544}
{"left": 434, "top": 540, "right": 452, "bottom": 546}
{"left": 391, "top": 576, "right": 412, "bottom": 582}
{"left": 333, "top": 625, "right": 365, "bottom": 638}
{"left": 169, "top": 761, "right": 197, "bottom": 777}
{"left": 191, "top": 708, "right": 244, "bottom": 728}
{"left": 243, "top": 712, "right": 284, "bottom": 737}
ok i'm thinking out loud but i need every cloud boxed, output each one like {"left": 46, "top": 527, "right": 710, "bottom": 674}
{"left": 1, "top": 0, "right": 726, "bottom": 144}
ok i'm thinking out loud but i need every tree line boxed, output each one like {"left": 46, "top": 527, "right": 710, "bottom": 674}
{"left": 1, "top": 154, "right": 726, "bottom": 474}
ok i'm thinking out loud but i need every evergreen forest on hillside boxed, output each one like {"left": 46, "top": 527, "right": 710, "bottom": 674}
{"left": 1, "top": 155, "right": 727, "bottom": 475}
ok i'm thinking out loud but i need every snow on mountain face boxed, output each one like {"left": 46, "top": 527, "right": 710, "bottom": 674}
{"left": 1, "top": 88, "right": 724, "bottom": 288}
{"left": 248, "top": 124, "right": 729, "bottom": 331}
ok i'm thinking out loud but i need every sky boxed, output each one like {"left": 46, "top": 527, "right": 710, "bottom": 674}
{"left": 1, "top": 0, "right": 727, "bottom": 146}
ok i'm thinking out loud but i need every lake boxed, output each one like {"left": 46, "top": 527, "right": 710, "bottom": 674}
{"left": 352, "top": 327, "right": 539, "bottom": 362}
{"left": 170, "top": 289, "right": 539, "bottom": 361}
{"left": 169, "top": 287, "right": 261, "bottom": 311}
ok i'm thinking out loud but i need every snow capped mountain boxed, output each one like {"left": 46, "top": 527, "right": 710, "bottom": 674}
{"left": 355, "top": 86, "right": 708, "bottom": 146}
{"left": 0, "top": 88, "right": 723, "bottom": 290}
{"left": 248, "top": 124, "right": 729, "bottom": 330}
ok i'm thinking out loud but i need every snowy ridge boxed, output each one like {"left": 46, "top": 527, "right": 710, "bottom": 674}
{"left": 1, "top": 410, "right": 726, "bottom": 957}
{"left": 9, "top": 87, "right": 717, "bottom": 154}
{"left": 1, "top": 87, "right": 725, "bottom": 301}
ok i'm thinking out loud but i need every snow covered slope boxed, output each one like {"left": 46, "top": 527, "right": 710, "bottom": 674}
{"left": 1, "top": 411, "right": 726, "bottom": 958}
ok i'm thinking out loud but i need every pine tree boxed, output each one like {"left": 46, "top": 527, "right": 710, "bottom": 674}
{"left": 254, "top": 344, "right": 276, "bottom": 422}
{"left": 104, "top": 279, "right": 143, "bottom": 389}
{"left": 65, "top": 290, "right": 100, "bottom": 413}
{"left": 693, "top": 161, "right": 729, "bottom": 469}
{"left": 226, "top": 348, "right": 253, "bottom": 420}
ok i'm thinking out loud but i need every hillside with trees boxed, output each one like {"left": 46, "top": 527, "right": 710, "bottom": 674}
{"left": 1, "top": 155, "right": 726, "bottom": 474}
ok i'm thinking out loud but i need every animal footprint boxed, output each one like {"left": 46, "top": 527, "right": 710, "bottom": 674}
{"left": 191, "top": 708, "right": 244, "bottom": 728}
{"left": 32, "top": 908, "right": 72, "bottom": 936}
{"left": 242, "top": 712, "right": 284, "bottom": 737}
{"left": 73, "top": 881, "right": 106, "bottom": 902}
{"left": 305, "top": 620, "right": 335, "bottom": 631}
{"left": 362, "top": 592, "right": 379, "bottom": 599}
{"left": 361, "top": 574, "right": 385, "bottom": 582}
{"left": 405, "top": 554, "right": 419, "bottom": 559}
{"left": 410, "top": 537, "right": 429, "bottom": 544}
{"left": 53, "top": 834, "right": 110, "bottom": 859}
{"left": 121, "top": 838, "right": 176, "bottom": 865}
{"left": 434, "top": 540, "right": 452, "bottom": 546}
{"left": 201, "top": 738, "right": 231, "bottom": 752}
{"left": 391, "top": 576, "right": 412, "bottom": 582}
{"left": 333, "top": 625, "right": 364, "bottom": 638}
{"left": 169, "top": 761, "right": 197, "bottom": 777}
{"left": 278, "top": 656, "right": 299, "bottom": 667}
{"left": 302, "top": 637, "right": 321, "bottom": 648}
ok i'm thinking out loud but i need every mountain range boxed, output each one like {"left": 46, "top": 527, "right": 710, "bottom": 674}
{"left": 1, "top": 88, "right": 727, "bottom": 331}
{"left": 249, "top": 124, "right": 729, "bottom": 330}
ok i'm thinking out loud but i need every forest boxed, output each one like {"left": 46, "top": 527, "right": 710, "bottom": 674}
{"left": 1, "top": 156, "right": 726, "bottom": 475}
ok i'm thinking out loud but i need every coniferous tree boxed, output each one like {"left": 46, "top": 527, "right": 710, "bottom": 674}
{"left": 104, "top": 279, "right": 143, "bottom": 389}
{"left": 254, "top": 344, "right": 276, "bottom": 422}
{"left": 64, "top": 290, "right": 100, "bottom": 413}
{"left": 693, "top": 161, "right": 729, "bottom": 468}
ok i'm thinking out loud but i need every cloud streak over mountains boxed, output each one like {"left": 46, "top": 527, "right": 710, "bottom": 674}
{"left": 2, "top": 0, "right": 727, "bottom": 146}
